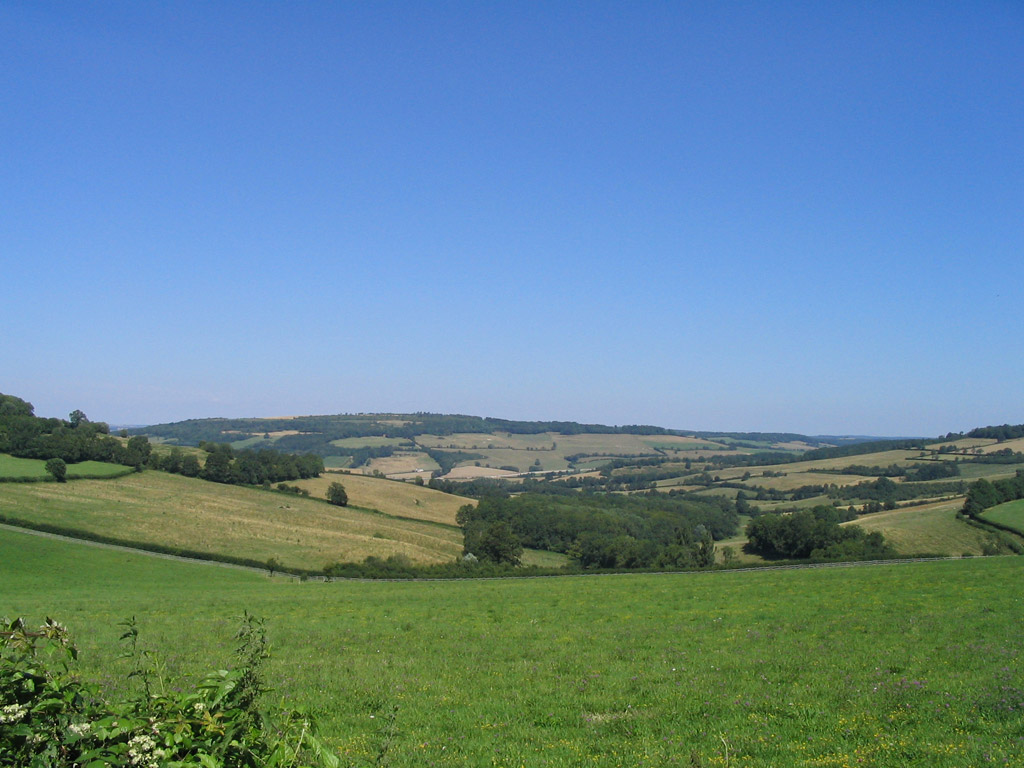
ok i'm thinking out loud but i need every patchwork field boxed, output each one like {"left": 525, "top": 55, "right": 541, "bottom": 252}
{"left": 3, "top": 528, "right": 1021, "bottom": 767}
{"left": 0, "top": 472, "right": 463, "bottom": 568}
{"left": 411, "top": 432, "right": 735, "bottom": 476}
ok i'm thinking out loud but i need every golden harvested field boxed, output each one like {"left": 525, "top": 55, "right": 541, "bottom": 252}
{"left": 415, "top": 431, "right": 712, "bottom": 457}
{"left": 415, "top": 432, "right": 557, "bottom": 450}
{"left": 978, "top": 436, "right": 1024, "bottom": 453}
{"left": 292, "top": 471, "right": 470, "bottom": 525}
{"left": 772, "top": 440, "right": 819, "bottom": 451}
{"left": 361, "top": 451, "right": 440, "bottom": 477}
{"left": 0, "top": 472, "right": 462, "bottom": 568}
{"left": 713, "top": 449, "right": 926, "bottom": 481}
{"left": 450, "top": 447, "right": 567, "bottom": 472}
{"left": 735, "top": 471, "right": 871, "bottom": 491}
{"left": 929, "top": 438, "right": 997, "bottom": 451}
{"left": 329, "top": 436, "right": 409, "bottom": 448}
{"left": 444, "top": 465, "right": 519, "bottom": 480}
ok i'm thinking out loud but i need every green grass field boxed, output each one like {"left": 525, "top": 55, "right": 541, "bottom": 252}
{"left": 981, "top": 498, "right": 1024, "bottom": 536}
{"left": 0, "top": 453, "right": 134, "bottom": 480}
{"left": 2, "top": 527, "right": 1021, "bottom": 767}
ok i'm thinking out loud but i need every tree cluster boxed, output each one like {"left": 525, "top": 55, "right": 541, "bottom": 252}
{"left": 961, "top": 471, "right": 1024, "bottom": 517}
{"left": 744, "top": 506, "right": 895, "bottom": 560}
{"left": 158, "top": 443, "right": 324, "bottom": 485}
{"left": 966, "top": 423, "right": 1024, "bottom": 441}
{"left": 0, "top": 393, "right": 151, "bottom": 468}
{"left": 455, "top": 492, "right": 735, "bottom": 570}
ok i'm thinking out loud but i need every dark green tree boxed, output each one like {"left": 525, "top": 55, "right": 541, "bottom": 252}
{"left": 473, "top": 521, "right": 523, "bottom": 565}
{"left": 201, "top": 449, "right": 234, "bottom": 483}
{"left": 45, "top": 457, "right": 67, "bottom": 482}
{"left": 326, "top": 481, "right": 348, "bottom": 507}
{"left": 125, "top": 436, "right": 152, "bottom": 469}
{"left": 162, "top": 447, "right": 184, "bottom": 474}
{"left": 180, "top": 453, "right": 201, "bottom": 477}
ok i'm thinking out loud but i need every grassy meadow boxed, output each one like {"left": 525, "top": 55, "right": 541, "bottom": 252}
{"left": 293, "top": 471, "right": 471, "bottom": 526}
{"left": 2, "top": 527, "right": 1022, "bottom": 767}
{"left": 848, "top": 499, "right": 995, "bottom": 555}
{"left": 0, "top": 453, "right": 134, "bottom": 480}
{"left": 0, "top": 471, "right": 462, "bottom": 568}
{"left": 980, "top": 498, "right": 1024, "bottom": 536}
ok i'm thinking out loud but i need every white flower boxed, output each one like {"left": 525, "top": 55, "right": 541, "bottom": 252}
{"left": 68, "top": 721, "right": 92, "bottom": 737}
{"left": 0, "top": 703, "right": 28, "bottom": 724}
{"left": 128, "top": 734, "right": 161, "bottom": 768}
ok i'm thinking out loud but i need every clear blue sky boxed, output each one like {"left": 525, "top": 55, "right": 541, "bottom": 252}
{"left": 2, "top": 2, "right": 1021, "bottom": 436}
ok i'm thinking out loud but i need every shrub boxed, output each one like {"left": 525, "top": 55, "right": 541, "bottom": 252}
{"left": 0, "top": 614, "right": 340, "bottom": 767}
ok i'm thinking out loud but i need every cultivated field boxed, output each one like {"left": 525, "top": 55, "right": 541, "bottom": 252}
{"left": 3, "top": 527, "right": 1021, "bottom": 767}
{"left": 0, "top": 472, "right": 462, "bottom": 568}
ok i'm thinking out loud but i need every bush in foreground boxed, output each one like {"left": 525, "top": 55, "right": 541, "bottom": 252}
{"left": 0, "top": 614, "right": 340, "bottom": 768}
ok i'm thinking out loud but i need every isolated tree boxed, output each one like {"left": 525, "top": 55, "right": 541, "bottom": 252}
{"left": 45, "top": 457, "right": 67, "bottom": 483}
{"left": 68, "top": 409, "right": 87, "bottom": 428}
{"left": 326, "top": 481, "right": 348, "bottom": 507}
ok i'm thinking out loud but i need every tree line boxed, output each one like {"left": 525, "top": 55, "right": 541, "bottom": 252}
{"left": 162, "top": 443, "right": 324, "bottom": 485}
{"left": 455, "top": 492, "right": 737, "bottom": 569}
{"left": 0, "top": 393, "right": 152, "bottom": 468}
{"left": 966, "top": 423, "right": 1024, "bottom": 441}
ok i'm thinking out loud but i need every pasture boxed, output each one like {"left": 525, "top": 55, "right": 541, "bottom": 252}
{"left": 847, "top": 499, "right": 993, "bottom": 556}
{"left": 2, "top": 527, "right": 1021, "bottom": 767}
{"left": 980, "top": 498, "right": 1024, "bottom": 536}
{"left": 293, "top": 471, "right": 471, "bottom": 526}
{"left": 0, "top": 471, "right": 463, "bottom": 568}
{"left": 0, "top": 453, "right": 134, "bottom": 480}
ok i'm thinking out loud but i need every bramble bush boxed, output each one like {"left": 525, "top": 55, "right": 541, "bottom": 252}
{"left": 0, "top": 614, "right": 340, "bottom": 768}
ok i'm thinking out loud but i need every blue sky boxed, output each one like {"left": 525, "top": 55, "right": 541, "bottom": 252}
{"left": 2, "top": 2, "right": 1021, "bottom": 435}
